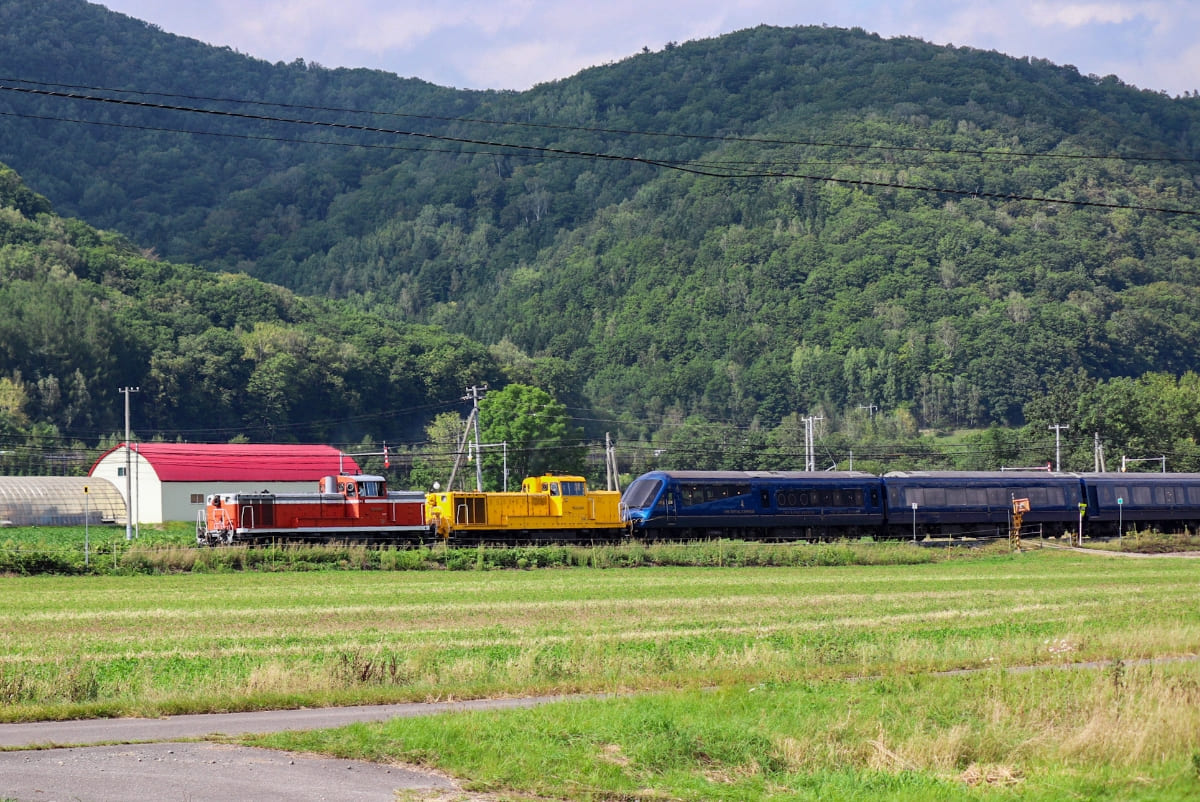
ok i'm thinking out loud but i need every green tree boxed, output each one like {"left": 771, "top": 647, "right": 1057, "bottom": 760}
{"left": 478, "top": 384, "right": 585, "bottom": 489}
{"left": 408, "top": 412, "right": 470, "bottom": 491}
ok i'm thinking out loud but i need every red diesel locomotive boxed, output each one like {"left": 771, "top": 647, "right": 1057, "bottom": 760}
{"left": 198, "top": 473, "right": 428, "bottom": 545}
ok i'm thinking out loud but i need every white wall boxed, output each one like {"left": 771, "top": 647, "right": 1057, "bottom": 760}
{"left": 92, "top": 446, "right": 326, "bottom": 523}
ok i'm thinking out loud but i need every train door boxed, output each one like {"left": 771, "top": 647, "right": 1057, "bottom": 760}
{"left": 242, "top": 498, "right": 275, "bottom": 529}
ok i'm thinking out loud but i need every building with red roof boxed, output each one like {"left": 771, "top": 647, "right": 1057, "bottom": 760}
{"left": 90, "top": 443, "right": 360, "bottom": 524}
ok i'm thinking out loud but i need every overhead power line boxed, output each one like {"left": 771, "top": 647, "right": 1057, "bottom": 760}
{"left": 4, "top": 76, "right": 1197, "bottom": 165}
{"left": 0, "top": 81, "right": 1196, "bottom": 216}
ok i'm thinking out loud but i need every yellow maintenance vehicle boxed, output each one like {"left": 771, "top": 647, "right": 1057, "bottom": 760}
{"left": 425, "top": 474, "right": 627, "bottom": 543}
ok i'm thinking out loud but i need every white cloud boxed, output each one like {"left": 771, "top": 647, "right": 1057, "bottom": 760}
{"left": 1032, "top": 2, "right": 1142, "bottom": 27}
{"left": 96, "top": 0, "right": 1200, "bottom": 95}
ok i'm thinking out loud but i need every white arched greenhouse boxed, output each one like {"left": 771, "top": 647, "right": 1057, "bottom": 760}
{"left": 0, "top": 477, "right": 126, "bottom": 527}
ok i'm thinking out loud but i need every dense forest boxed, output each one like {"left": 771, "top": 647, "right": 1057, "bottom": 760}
{"left": 1, "top": 0, "right": 1200, "bottom": 482}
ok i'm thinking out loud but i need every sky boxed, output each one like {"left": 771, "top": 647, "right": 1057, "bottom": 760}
{"left": 94, "top": 1, "right": 1200, "bottom": 97}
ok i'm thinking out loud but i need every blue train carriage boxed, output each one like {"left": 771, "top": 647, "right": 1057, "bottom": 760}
{"left": 1078, "top": 473, "right": 1200, "bottom": 537}
{"left": 882, "top": 471, "right": 1084, "bottom": 539}
{"left": 620, "top": 470, "right": 885, "bottom": 541}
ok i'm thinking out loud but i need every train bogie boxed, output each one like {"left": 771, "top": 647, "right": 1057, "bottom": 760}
{"left": 425, "top": 474, "right": 626, "bottom": 543}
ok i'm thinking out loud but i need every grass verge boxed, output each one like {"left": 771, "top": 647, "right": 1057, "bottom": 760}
{"left": 251, "top": 663, "right": 1200, "bottom": 801}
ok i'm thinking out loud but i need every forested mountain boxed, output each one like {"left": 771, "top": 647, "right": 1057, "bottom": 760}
{"left": 0, "top": 165, "right": 503, "bottom": 464}
{"left": 2, "top": 0, "right": 1200, "bottom": 467}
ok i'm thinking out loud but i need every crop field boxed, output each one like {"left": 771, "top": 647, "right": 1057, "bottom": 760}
{"left": 3, "top": 549, "right": 1199, "bottom": 799}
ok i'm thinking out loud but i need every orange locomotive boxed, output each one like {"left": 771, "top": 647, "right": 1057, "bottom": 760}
{"left": 198, "top": 474, "right": 428, "bottom": 545}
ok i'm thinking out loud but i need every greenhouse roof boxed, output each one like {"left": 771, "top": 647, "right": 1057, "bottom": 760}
{"left": 0, "top": 477, "right": 125, "bottom": 526}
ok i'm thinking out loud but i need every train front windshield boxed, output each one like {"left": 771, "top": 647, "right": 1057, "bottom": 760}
{"left": 622, "top": 478, "right": 663, "bottom": 511}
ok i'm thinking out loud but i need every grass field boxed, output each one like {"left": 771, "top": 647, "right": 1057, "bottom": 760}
{"left": 3, "top": 548, "right": 1199, "bottom": 799}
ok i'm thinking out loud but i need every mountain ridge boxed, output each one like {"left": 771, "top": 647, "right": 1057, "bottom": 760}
{"left": 1, "top": 1, "right": 1198, "bottom": 453}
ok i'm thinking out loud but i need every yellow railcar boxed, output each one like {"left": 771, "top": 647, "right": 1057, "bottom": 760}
{"left": 425, "top": 474, "right": 627, "bottom": 542}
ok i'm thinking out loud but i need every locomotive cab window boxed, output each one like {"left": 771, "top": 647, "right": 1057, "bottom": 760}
{"left": 621, "top": 479, "right": 662, "bottom": 510}
{"left": 561, "top": 481, "right": 585, "bottom": 496}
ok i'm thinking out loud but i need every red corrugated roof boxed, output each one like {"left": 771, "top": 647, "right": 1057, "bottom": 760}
{"left": 90, "top": 443, "right": 360, "bottom": 482}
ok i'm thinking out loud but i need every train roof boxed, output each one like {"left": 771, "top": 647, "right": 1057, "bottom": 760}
{"left": 640, "top": 470, "right": 878, "bottom": 480}
{"left": 886, "top": 470, "right": 1069, "bottom": 477}
{"left": 884, "top": 471, "right": 1081, "bottom": 482}
{"left": 1070, "top": 472, "right": 1200, "bottom": 481}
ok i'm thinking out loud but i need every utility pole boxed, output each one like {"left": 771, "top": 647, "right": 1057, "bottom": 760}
{"left": 445, "top": 406, "right": 476, "bottom": 492}
{"left": 119, "top": 386, "right": 139, "bottom": 541}
{"left": 605, "top": 433, "right": 620, "bottom": 492}
{"left": 1093, "top": 432, "right": 1105, "bottom": 472}
{"left": 464, "top": 385, "right": 488, "bottom": 491}
{"left": 1049, "top": 424, "right": 1069, "bottom": 472}
{"left": 803, "top": 416, "right": 824, "bottom": 472}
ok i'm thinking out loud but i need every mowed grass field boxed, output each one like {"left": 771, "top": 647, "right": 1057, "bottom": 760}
{"left": 3, "top": 549, "right": 1200, "bottom": 800}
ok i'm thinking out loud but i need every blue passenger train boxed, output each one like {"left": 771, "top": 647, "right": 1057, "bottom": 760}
{"left": 620, "top": 470, "right": 1200, "bottom": 540}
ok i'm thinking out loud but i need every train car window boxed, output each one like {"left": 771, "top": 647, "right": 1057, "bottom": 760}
{"left": 1104, "top": 485, "right": 1129, "bottom": 505}
{"left": 986, "top": 488, "right": 1007, "bottom": 506}
{"left": 903, "top": 488, "right": 923, "bottom": 506}
{"left": 683, "top": 484, "right": 752, "bottom": 504}
{"left": 870, "top": 488, "right": 880, "bottom": 506}
{"left": 549, "top": 483, "right": 560, "bottom": 496}
{"left": 777, "top": 490, "right": 816, "bottom": 508}
{"left": 760, "top": 490, "right": 770, "bottom": 506}
{"left": 961, "top": 488, "right": 985, "bottom": 505}
{"left": 562, "top": 481, "right": 586, "bottom": 496}
{"left": 360, "top": 481, "right": 381, "bottom": 497}
{"left": 924, "top": 488, "right": 946, "bottom": 506}
{"left": 1188, "top": 486, "right": 1200, "bottom": 504}
{"left": 1154, "top": 486, "right": 1179, "bottom": 504}
{"left": 1132, "top": 486, "right": 1153, "bottom": 505}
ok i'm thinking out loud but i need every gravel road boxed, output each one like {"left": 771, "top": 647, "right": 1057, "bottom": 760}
{"left": 0, "top": 697, "right": 570, "bottom": 801}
